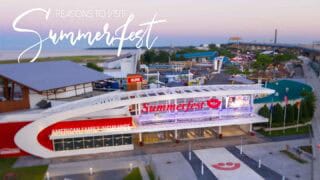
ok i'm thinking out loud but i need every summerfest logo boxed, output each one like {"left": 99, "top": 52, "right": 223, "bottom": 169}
{"left": 12, "top": 8, "right": 167, "bottom": 63}
{"left": 142, "top": 98, "right": 222, "bottom": 113}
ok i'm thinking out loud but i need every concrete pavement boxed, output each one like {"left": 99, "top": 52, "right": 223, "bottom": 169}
{"left": 194, "top": 148, "right": 263, "bottom": 180}
{"left": 238, "top": 139, "right": 311, "bottom": 180}
{"left": 150, "top": 152, "right": 197, "bottom": 180}
{"left": 300, "top": 56, "right": 320, "bottom": 180}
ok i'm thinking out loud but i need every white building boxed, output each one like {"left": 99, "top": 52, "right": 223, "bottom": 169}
{"left": 8, "top": 84, "right": 274, "bottom": 158}
{"left": 103, "top": 52, "right": 140, "bottom": 79}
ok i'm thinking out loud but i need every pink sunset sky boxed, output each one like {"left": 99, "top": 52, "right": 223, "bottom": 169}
{"left": 1, "top": 0, "right": 320, "bottom": 50}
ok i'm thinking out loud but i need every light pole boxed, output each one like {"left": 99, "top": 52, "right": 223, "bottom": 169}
{"left": 283, "top": 88, "right": 289, "bottom": 134}
{"left": 269, "top": 98, "right": 273, "bottom": 135}
{"left": 188, "top": 141, "right": 192, "bottom": 161}
{"left": 240, "top": 136, "right": 243, "bottom": 155}
{"left": 45, "top": 172, "right": 50, "bottom": 180}
{"left": 201, "top": 161, "right": 204, "bottom": 175}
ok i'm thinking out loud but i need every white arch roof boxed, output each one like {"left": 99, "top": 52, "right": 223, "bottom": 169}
{"left": 14, "top": 84, "right": 274, "bottom": 158}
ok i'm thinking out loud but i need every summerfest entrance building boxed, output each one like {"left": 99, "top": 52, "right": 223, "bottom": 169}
{"left": 13, "top": 84, "right": 274, "bottom": 158}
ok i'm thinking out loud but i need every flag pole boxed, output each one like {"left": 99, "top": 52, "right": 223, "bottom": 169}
{"left": 283, "top": 105, "right": 286, "bottom": 134}
{"left": 296, "top": 101, "right": 301, "bottom": 132}
{"left": 269, "top": 98, "right": 273, "bottom": 135}
{"left": 283, "top": 88, "right": 289, "bottom": 134}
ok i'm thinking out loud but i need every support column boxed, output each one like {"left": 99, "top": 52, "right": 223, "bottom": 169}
{"left": 249, "top": 124, "right": 255, "bottom": 136}
{"left": 135, "top": 104, "right": 138, "bottom": 115}
{"left": 219, "top": 97, "right": 223, "bottom": 119}
{"left": 218, "top": 126, "right": 223, "bottom": 139}
{"left": 10, "top": 82, "right": 15, "bottom": 100}
{"left": 174, "top": 99, "right": 178, "bottom": 123}
{"left": 137, "top": 103, "right": 141, "bottom": 115}
{"left": 139, "top": 133, "right": 143, "bottom": 146}
{"left": 250, "top": 95, "right": 254, "bottom": 116}
{"left": 3, "top": 78, "right": 9, "bottom": 100}
{"left": 174, "top": 130, "right": 179, "bottom": 143}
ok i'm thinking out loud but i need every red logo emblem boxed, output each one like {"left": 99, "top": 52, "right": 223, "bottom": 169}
{"left": 212, "top": 162, "right": 240, "bottom": 171}
{"left": 207, "top": 98, "right": 221, "bottom": 109}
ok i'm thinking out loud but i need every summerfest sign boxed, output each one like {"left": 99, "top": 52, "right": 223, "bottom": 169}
{"left": 142, "top": 98, "right": 221, "bottom": 113}
{"left": 12, "top": 8, "right": 166, "bottom": 63}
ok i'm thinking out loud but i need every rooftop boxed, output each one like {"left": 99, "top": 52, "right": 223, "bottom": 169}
{"left": 254, "top": 79, "right": 313, "bottom": 104}
{"left": 176, "top": 51, "right": 218, "bottom": 60}
{"left": 0, "top": 61, "right": 109, "bottom": 92}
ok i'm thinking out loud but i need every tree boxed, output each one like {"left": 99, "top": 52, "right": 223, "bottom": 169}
{"left": 86, "top": 62, "right": 103, "bottom": 72}
{"left": 272, "top": 103, "right": 283, "bottom": 124}
{"left": 258, "top": 104, "right": 270, "bottom": 118}
{"left": 300, "top": 100, "right": 310, "bottom": 122}
{"left": 252, "top": 54, "right": 273, "bottom": 71}
{"left": 224, "top": 65, "right": 241, "bottom": 75}
{"left": 141, "top": 49, "right": 156, "bottom": 64}
{"left": 285, "top": 104, "right": 295, "bottom": 124}
{"left": 273, "top": 53, "right": 297, "bottom": 64}
{"left": 302, "top": 91, "right": 316, "bottom": 119}
{"left": 141, "top": 50, "right": 171, "bottom": 64}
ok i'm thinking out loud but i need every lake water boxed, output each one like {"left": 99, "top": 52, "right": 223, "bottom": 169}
{"left": 0, "top": 49, "right": 144, "bottom": 61}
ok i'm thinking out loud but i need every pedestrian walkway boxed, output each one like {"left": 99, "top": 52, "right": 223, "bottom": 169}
{"left": 226, "top": 146, "right": 282, "bottom": 180}
{"left": 300, "top": 56, "right": 320, "bottom": 180}
{"left": 138, "top": 165, "right": 150, "bottom": 180}
{"left": 239, "top": 139, "right": 311, "bottom": 180}
{"left": 194, "top": 148, "right": 263, "bottom": 180}
{"left": 150, "top": 152, "right": 197, "bottom": 180}
{"left": 182, "top": 151, "right": 218, "bottom": 180}
{"left": 47, "top": 155, "right": 147, "bottom": 177}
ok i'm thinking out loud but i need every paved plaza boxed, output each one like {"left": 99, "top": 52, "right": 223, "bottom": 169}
{"left": 194, "top": 148, "right": 263, "bottom": 180}
{"left": 240, "top": 139, "right": 312, "bottom": 180}
{"left": 12, "top": 137, "right": 313, "bottom": 179}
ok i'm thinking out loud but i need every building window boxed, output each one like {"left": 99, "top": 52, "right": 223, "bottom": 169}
{"left": 114, "top": 135, "right": 123, "bottom": 146}
{"left": 63, "top": 138, "right": 74, "bottom": 150}
{"left": 104, "top": 135, "right": 113, "bottom": 146}
{"left": 84, "top": 137, "right": 94, "bottom": 148}
{"left": 74, "top": 137, "right": 84, "bottom": 149}
{"left": 94, "top": 136, "right": 103, "bottom": 147}
{"left": 123, "top": 134, "right": 132, "bottom": 145}
{"left": 53, "top": 139, "right": 64, "bottom": 151}
{"left": 52, "top": 134, "right": 132, "bottom": 152}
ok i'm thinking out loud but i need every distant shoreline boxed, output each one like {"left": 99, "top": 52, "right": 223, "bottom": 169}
{"left": 0, "top": 49, "right": 141, "bottom": 62}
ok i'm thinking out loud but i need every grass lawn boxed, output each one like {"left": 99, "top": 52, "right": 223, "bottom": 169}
{"left": 280, "top": 150, "right": 308, "bottom": 164}
{"left": 123, "top": 167, "right": 142, "bottom": 180}
{"left": 300, "top": 145, "right": 313, "bottom": 154}
{"left": 257, "top": 125, "right": 311, "bottom": 137}
{"left": 146, "top": 165, "right": 155, "bottom": 180}
{"left": 0, "top": 158, "right": 48, "bottom": 180}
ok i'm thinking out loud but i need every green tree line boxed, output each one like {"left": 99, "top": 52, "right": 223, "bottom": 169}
{"left": 258, "top": 91, "right": 316, "bottom": 127}
{"left": 141, "top": 50, "right": 173, "bottom": 64}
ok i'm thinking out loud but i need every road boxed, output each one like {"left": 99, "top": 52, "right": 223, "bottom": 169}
{"left": 300, "top": 56, "right": 320, "bottom": 180}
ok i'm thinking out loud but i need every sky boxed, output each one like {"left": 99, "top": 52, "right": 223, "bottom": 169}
{"left": 0, "top": 0, "right": 320, "bottom": 51}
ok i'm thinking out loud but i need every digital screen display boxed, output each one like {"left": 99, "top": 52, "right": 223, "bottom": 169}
{"left": 227, "top": 96, "right": 250, "bottom": 108}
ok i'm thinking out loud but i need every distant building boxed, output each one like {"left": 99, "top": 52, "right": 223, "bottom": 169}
{"left": 195, "top": 44, "right": 210, "bottom": 51}
{"left": 0, "top": 61, "right": 108, "bottom": 113}
{"left": 103, "top": 53, "right": 140, "bottom": 79}
{"left": 161, "top": 70, "right": 193, "bottom": 84}
{"left": 142, "top": 64, "right": 183, "bottom": 73}
{"left": 176, "top": 51, "right": 218, "bottom": 62}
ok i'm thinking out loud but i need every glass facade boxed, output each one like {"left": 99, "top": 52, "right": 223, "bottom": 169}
{"left": 137, "top": 95, "right": 253, "bottom": 126}
{"left": 53, "top": 134, "right": 132, "bottom": 151}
